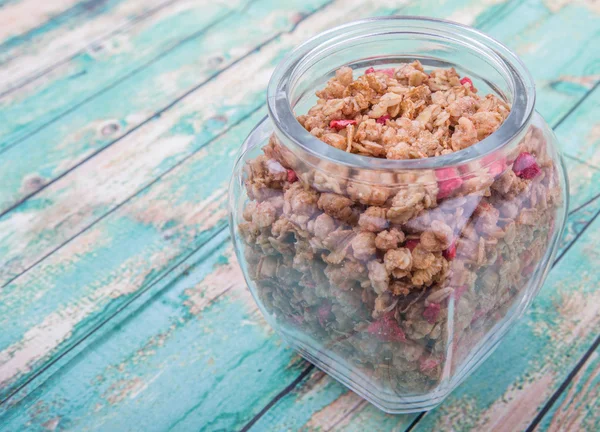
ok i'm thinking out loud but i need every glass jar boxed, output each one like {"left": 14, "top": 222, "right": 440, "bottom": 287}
{"left": 228, "top": 17, "right": 568, "bottom": 413}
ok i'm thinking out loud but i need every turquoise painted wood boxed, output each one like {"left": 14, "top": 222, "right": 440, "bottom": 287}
{"left": 0, "top": 0, "right": 344, "bottom": 286}
{"left": 0, "top": 0, "right": 598, "bottom": 431}
{"left": 536, "top": 343, "right": 600, "bottom": 432}
{"left": 0, "top": 0, "right": 173, "bottom": 93}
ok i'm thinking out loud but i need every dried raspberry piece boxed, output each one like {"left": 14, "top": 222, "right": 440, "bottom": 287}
{"left": 330, "top": 119, "right": 357, "bottom": 130}
{"left": 376, "top": 114, "right": 391, "bottom": 124}
{"left": 317, "top": 303, "right": 332, "bottom": 327}
{"left": 365, "top": 67, "right": 395, "bottom": 77}
{"left": 376, "top": 68, "right": 395, "bottom": 78}
{"left": 422, "top": 303, "right": 441, "bottom": 324}
{"left": 419, "top": 356, "right": 441, "bottom": 372}
{"left": 366, "top": 312, "right": 406, "bottom": 342}
{"left": 452, "top": 285, "right": 469, "bottom": 302}
{"left": 404, "top": 239, "right": 419, "bottom": 251}
{"left": 513, "top": 152, "right": 541, "bottom": 179}
{"left": 460, "top": 76, "right": 473, "bottom": 89}
{"left": 287, "top": 169, "right": 298, "bottom": 183}
{"left": 488, "top": 159, "right": 506, "bottom": 177}
{"left": 520, "top": 250, "right": 534, "bottom": 266}
{"left": 481, "top": 154, "right": 507, "bottom": 178}
{"left": 435, "top": 167, "right": 463, "bottom": 199}
{"left": 443, "top": 241, "right": 457, "bottom": 260}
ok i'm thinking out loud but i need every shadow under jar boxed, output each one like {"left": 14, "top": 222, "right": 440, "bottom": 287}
{"left": 228, "top": 17, "right": 568, "bottom": 413}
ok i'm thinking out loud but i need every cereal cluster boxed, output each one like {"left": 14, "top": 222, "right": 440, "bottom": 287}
{"left": 237, "top": 63, "right": 562, "bottom": 393}
{"left": 297, "top": 61, "right": 510, "bottom": 159}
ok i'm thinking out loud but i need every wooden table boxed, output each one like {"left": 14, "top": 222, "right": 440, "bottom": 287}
{"left": 0, "top": 0, "right": 598, "bottom": 430}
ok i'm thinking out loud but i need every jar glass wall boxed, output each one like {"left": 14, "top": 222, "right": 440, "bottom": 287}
{"left": 228, "top": 17, "right": 568, "bottom": 413}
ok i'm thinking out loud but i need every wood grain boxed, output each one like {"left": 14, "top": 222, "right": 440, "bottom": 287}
{"left": 0, "top": 0, "right": 337, "bottom": 284}
{"left": 0, "top": 0, "right": 407, "bottom": 401}
{"left": 0, "top": 107, "right": 264, "bottom": 402}
{"left": 0, "top": 230, "right": 309, "bottom": 431}
{"left": 552, "top": 86, "right": 600, "bottom": 169}
{"left": 535, "top": 343, "right": 600, "bottom": 432}
{"left": 0, "top": 0, "right": 242, "bottom": 149}
{"left": 0, "top": 0, "right": 82, "bottom": 42}
{"left": 0, "top": 0, "right": 175, "bottom": 96}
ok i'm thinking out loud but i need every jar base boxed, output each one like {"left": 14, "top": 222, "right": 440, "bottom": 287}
{"left": 278, "top": 256, "right": 553, "bottom": 414}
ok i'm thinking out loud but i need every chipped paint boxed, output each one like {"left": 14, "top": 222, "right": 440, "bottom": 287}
{"left": 543, "top": 0, "right": 600, "bottom": 14}
{"left": 306, "top": 392, "right": 368, "bottom": 430}
{"left": 183, "top": 249, "right": 245, "bottom": 315}
{"left": 103, "top": 378, "right": 145, "bottom": 404}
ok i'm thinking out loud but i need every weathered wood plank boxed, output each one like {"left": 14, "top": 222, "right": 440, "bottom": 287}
{"left": 535, "top": 342, "right": 600, "bottom": 432}
{"left": 0, "top": 0, "right": 406, "bottom": 401}
{"left": 2, "top": 0, "right": 600, "bottom": 219}
{"left": 551, "top": 86, "right": 600, "bottom": 169}
{"left": 0, "top": 0, "right": 81, "bottom": 43}
{"left": 0, "top": 0, "right": 244, "bottom": 149}
{"left": 0, "top": 0, "right": 175, "bottom": 95}
{"left": 0, "top": 106, "right": 265, "bottom": 402}
{"left": 247, "top": 367, "right": 415, "bottom": 432}
{"left": 563, "top": 155, "right": 600, "bottom": 213}
{"left": 0, "top": 229, "right": 308, "bottom": 432}
{"left": 0, "top": 0, "right": 337, "bottom": 285}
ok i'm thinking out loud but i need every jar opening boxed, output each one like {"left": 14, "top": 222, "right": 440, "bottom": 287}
{"left": 267, "top": 16, "right": 535, "bottom": 170}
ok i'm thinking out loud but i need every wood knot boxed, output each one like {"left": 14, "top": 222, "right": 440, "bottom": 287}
{"left": 101, "top": 122, "right": 120, "bottom": 136}
{"left": 208, "top": 56, "right": 224, "bottom": 68}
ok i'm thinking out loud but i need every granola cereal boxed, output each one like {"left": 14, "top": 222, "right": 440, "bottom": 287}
{"left": 236, "top": 62, "right": 561, "bottom": 394}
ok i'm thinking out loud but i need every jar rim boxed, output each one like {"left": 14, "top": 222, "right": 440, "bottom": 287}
{"left": 267, "top": 16, "right": 536, "bottom": 170}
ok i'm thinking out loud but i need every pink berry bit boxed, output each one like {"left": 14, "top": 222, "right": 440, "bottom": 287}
{"left": 435, "top": 167, "right": 464, "bottom": 199}
{"left": 287, "top": 169, "right": 298, "bottom": 183}
{"left": 513, "top": 152, "right": 541, "bottom": 179}
{"left": 404, "top": 239, "right": 419, "bottom": 251}
{"left": 367, "top": 313, "right": 406, "bottom": 343}
{"left": 376, "top": 68, "right": 395, "bottom": 78}
{"left": 419, "top": 357, "right": 441, "bottom": 372}
{"left": 329, "top": 119, "right": 357, "bottom": 130}
{"left": 365, "top": 67, "right": 375, "bottom": 74}
{"left": 376, "top": 115, "right": 390, "bottom": 125}
{"left": 443, "top": 242, "right": 457, "bottom": 260}
{"left": 460, "top": 76, "right": 473, "bottom": 89}
{"left": 422, "top": 303, "right": 441, "bottom": 324}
